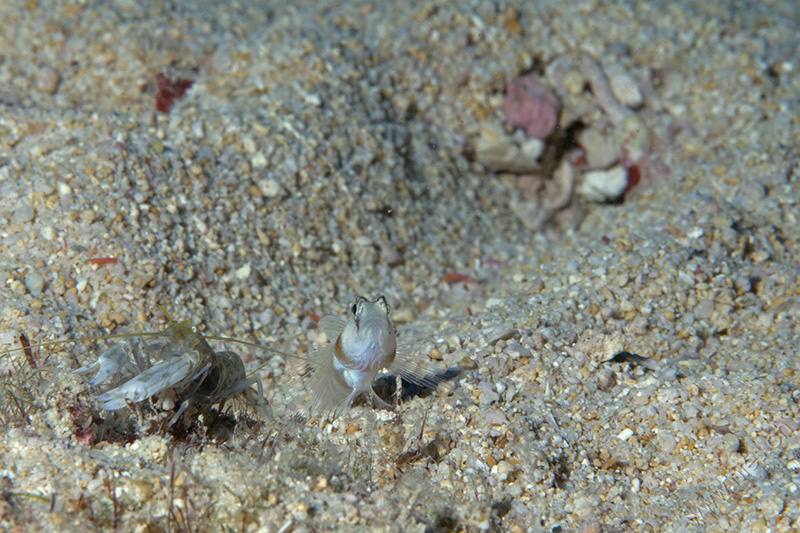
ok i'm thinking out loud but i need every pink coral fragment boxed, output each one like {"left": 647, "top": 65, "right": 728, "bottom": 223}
{"left": 503, "top": 75, "right": 561, "bottom": 140}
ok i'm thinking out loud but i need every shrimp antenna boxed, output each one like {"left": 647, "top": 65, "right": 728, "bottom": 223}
{"left": 2, "top": 309, "right": 313, "bottom": 365}
{"left": 2, "top": 328, "right": 168, "bottom": 357}
{"left": 203, "top": 334, "right": 313, "bottom": 364}
{"left": 159, "top": 306, "right": 174, "bottom": 324}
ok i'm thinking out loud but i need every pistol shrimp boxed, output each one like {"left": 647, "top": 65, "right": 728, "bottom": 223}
{"left": 75, "top": 311, "right": 274, "bottom": 424}
{"left": 303, "top": 295, "right": 443, "bottom": 418}
{"left": 5, "top": 309, "right": 295, "bottom": 425}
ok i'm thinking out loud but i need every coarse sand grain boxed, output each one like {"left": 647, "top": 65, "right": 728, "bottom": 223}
{"left": 1, "top": 0, "right": 799, "bottom": 531}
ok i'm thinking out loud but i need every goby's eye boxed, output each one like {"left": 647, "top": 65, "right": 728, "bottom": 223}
{"left": 352, "top": 296, "right": 367, "bottom": 316}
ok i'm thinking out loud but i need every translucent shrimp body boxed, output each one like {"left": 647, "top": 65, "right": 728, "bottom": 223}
{"left": 73, "top": 316, "right": 268, "bottom": 419}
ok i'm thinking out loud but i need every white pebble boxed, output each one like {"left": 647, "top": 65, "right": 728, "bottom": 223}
{"left": 474, "top": 123, "right": 541, "bottom": 173}
{"left": 608, "top": 66, "right": 643, "bottom": 108}
{"left": 484, "top": 297, "right": 506, "bottom": 309}
{"left": 235, "top": 263, "right": 252, "bottom": 280}
{"left": 597, "top": 368, "right": 617, "bottom": 392}
{"left": 617, "top": 428, "right": 634, "bottom": 441}
{"left": 375, "top": 411, "right": 396, "bottom": 422}
{"left": 25, "top": 272, "right": 44, "bottom": 296}
{"left": 13, "top": 205, "right": 35, "bottom": 223}
{"left": 578, "top": 165, "right": 628, "bottom": 202}
{"left": 260, "top": 179, "right": 282, "bottom": 198}
{"left": 760, "top": 495, "right": 785, "bottom": 517}
{"left": 191, "top": 120, "right": 204, "bottom": 139}
{"left": 483, "top": 409, "right": 508, "bottom": 426}
{"left": 251, "top": 152, "right": 268, "bottom": 168}
{"left": 35, "top": 64, "right": 60, "bottom": 94}
{"left": 688, "top": 227, "right": 704, "bottom": 239}
{"left": 41, "top": 226, "right": 56, "bottom": 240}
{"left": 242, "top": 136, "right": 257, "bottom": 154}
{"left": 520, "top": 137, "right": 545, "bottom": 161}
{"left": 721, "top": 433, "right": 741, "bottom": 454}
{"left": 32, "top": 175, "right": 55, "bottom": 194}
{"left": 578, "top": 127, "right": 620, "bottom": 169}
{"left": 616, "top": 115, "right": 652, "bottom": 162}
{"left": 742, "top": 461, "right": 767, "bottom": 481}
{"left": 446, "top": 335, "right": 461, "bottom": 350}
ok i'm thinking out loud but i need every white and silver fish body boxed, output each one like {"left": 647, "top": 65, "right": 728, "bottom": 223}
{"left": 306, "top": 295, "right": 436, "bottom": 417}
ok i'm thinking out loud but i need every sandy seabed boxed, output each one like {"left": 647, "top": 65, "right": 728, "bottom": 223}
{"left": 1, "top": 0, "right": 799, "bottom": 531}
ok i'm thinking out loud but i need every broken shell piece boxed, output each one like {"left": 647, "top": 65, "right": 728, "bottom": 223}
{"left": 606, "top": 65, "right": 643, "bottom": 109}
{"left": 259, "top": 178, "right": 283, "bottom": 198}
{"left": 577, "top": 127, "right": 620, "bottom": 169}
{"left": 510, "top": 160, "right": 575, "bottom": 230}
{"left": 34, "top": 64, "right": 60, "bottom": 94}
{"left": 475, "top": 123, "right": 543, "bottom": 173}
{"left": 578, "top": 165, "right": 628, "bottom": 202}
{"left": 597, "top": 368, "right": 617, "bottom": 392}
{"left": 509, "top": 192, "right": 546, "bottom": 231}
{"left": 581, "top": 53, "right": 632, "bottom": 126}
{"left": 549, "top": 159, "right": 575, "bottom": 211}
{"left": 616, "top": 115, "right": 652, "bottom": 163}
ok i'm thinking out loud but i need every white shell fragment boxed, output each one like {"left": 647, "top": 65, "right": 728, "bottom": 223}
{"left": 616, "top": 115, "right": 652, "bottom": 163}
{"left": 607, "top": 65, "right": 643, "bottom": 109}
{"left": 617, "top": 428, "right": 635, "bottom": 441}
{"left": 475, "top": 123, "right": 543, "bottom": 173}
{"left": 34, "top": 64, "right": 60, "bottom": 94}
{"left": 578, "top": 165, "right": 628, "bottom": 202}
{"left": 577, "top": 127, "right": 620, "bottom": 169}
